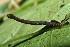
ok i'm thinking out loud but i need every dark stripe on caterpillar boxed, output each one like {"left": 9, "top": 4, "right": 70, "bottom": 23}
{"left": 7, "top": 14, "right": 63, "bottom": 27}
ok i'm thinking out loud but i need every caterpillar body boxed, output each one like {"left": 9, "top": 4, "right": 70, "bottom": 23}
{"left": 7, "top": 14, "right": 63, "bottom": 27}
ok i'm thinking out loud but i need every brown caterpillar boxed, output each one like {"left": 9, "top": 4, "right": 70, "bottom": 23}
{"left": 7, "top": 14, "right": 63, "bottom": 27}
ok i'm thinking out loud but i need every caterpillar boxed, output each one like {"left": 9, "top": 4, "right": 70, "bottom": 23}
{"left": 7, "top": 14, "right": 63, "bottom": 27}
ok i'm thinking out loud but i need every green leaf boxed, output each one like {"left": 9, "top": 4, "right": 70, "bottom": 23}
{"left": 0, "top": 0, "right": 46, "bottom": 46}
{"left": 16, "top": 24, "right": 70, "bottom": 47}
{"left": 0, "top": 0, "right": 70, "bottom": 47}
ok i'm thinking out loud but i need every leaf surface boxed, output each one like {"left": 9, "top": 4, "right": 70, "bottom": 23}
{"left": 0, "top": 0, "right": 70, "bottom": 47}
